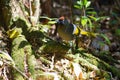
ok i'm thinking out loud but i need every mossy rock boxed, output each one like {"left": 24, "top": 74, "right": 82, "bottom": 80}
{"left": 11, "top": 35, "right": 37, "bottom": 80}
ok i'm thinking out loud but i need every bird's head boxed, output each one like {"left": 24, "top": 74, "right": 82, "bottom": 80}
{"left": 56, "top": 16, "right": 69, "bottom": 26}
{"left": 59, "top": 16, "right": 65, "bottom": 21}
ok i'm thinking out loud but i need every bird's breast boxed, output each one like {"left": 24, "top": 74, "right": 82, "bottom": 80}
{"left": 57, "top": 25, "right": 74, "bottom": 41}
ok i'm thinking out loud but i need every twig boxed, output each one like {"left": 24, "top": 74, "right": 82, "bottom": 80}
{"left": 29, "top": 0, "right": 32, "bottom": 18}
{"left": 50, "top": 53, "right": 55, "bottom": 70}
{"left": 3, "top": 66, "right": 9, "bottom": 80}
{"left": 13, "top": 66, "right": 29, "bottom": 79}
{"left": 24, "top": 48, "right": 29, "bottom": 78}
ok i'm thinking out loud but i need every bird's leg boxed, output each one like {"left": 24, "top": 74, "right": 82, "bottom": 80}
{"left": 75, "top": 36, "right": 79, "bottom": 49}
{"left": 67, "top": 41, "right": 74, "bottom": 54}
{"left": 68, "top": 38, "right": 78, "bottom": 54}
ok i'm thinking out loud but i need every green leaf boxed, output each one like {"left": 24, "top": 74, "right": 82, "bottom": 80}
{"left": 88, "top": 16, "right": 97, "bottom": 21}
{"left": 40, "top": 16, "right": 52, "bottom": 21}
{"left": 95, "top": 16, "right": 109, "bottom": 21}
{"left": 100, "top": 34, "right": 111, "bottom": 44}
{"left": 87, "top": 18, "right": 93, "bottom": 28}
{"left": 74, "top": 5, "right": 82, "bottom": 9}
{"left": 40, "top": 16, "right": 57, "bottom": 21}
{"left": 81, "top": 17, "right": 88, "bottom": 26}
{"left": 87, "top": 11, "right": 97, "bottom": 15}
{"left": 85, "top": 1, "right": 91, "bottom": 8}
{"left": 48, "top": 21, "right": 57, "bottom": 24}
{"left": 83, "top": 0, "right": 87, "bottom": 6}
{"left": 77, "top": 1, "right": 82, "bottom": 5}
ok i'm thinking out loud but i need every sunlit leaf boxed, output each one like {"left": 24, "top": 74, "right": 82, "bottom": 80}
{"left": 81, "top": 17, "right": 88, "bottom": 27}
{"left": 79, "top": 28, "right": 98, "bottom": 37}
{"left": 7, "top": 28, "right": 19, "bottom": 39}
{"left": 77, "top": 1, "right": 82, "bottom": 6}
{"left": 40, "top": 16, "right": 52, "bottom": 21}
{"left": 80, "top": 29, "right": 89, "bottom": 36}
{"left": 74, "top": 5, "right": 82, "bottom": 9}
{"left": 48, "top": 21, "right": 57, "bottom": 24}
{"left": 83, "top": 0, "right": 87, "bottom": 6}
{"left": 85, "top": 1, "right": 91, "bottom": 8}
{"left": 72, "top": 62, "right": 83, "bottom": 79}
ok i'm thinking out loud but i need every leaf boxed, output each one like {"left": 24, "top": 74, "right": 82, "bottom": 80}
{"left": 40, "top": 16, "right": 52, "bottom": 21}
{"left": 79, "top": 28, "right": 98, "bottom": 37}
{"left": 74, "top": 0, "right": 83, "bottom": 9}
{"left": 86, "top": 8, "right": 94, "bottom": 10}
{"left": 100, "top": 34, "right": 111, "bottom": 44}
{"left": 74, "top": 5, "right": 82, "bottom": 9}
{"left": 48, "top": 21, "right": 57, "bottom": 24}
{"left": 85, "top": 1, "right": 91, "bottom": 8}
{"left": 80, "top": 29, "right": 89, "bottom": 36}
{"left": 87, "top": 18, "right": 93, "bottom": 28}
{"left": 88, "top": 16, "right": 97, "bottom": 21}
{"left": 7, "top": 28, "right": 20, "bottom": 39}
{"left": 83, "top": 0, "right": 87, "bottom": 6}
{"left": 72, "top": 62, "right": 83, "bottom": 80}
{"left": 81, "top": 17, "right": 88, "bottom": 27}
{"left": 77, "top": 1, "right": 82, "bottom": 5}
{"left": 89, "top": 32, "right": 98, "bottom": 37}
{"left": 87, "top": 11, "right": 97, "bottom": 15}
{"left": 40, "top": 16, "right": 57, "bottom": 25}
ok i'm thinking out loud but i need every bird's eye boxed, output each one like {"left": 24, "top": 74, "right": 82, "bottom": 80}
{"left": 57, "top": 20, "right": 64, "bottom": 24}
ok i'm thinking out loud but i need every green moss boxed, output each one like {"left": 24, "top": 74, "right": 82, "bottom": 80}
{"left": 11, "top": 35, "right": 37, "bottom": 80}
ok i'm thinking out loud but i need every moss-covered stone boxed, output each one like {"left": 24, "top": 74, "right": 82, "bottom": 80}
{"left": 11, "top": 35, "right": 37, "bottom": 80}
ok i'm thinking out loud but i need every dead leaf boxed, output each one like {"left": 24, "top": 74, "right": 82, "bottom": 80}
{"left": 72, "top": 62, "right": 83, "bottom": 80}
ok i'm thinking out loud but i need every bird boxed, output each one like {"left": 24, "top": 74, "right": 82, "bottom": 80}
{"left": 55, "top": 16, "right": 80, "bottom": 41}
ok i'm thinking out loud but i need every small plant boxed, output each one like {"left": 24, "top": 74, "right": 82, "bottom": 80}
{"left": 74, "top": 0, "right": 97, "bottom": 31}
{"left": 74, "top": 0, "right": 111, "bottom": 48}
